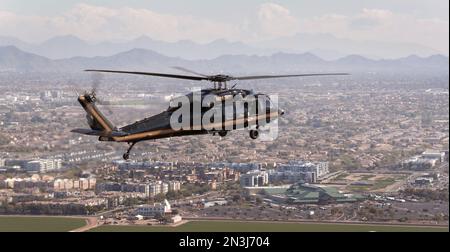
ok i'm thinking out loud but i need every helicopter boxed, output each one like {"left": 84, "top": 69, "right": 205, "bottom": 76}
{"left": 71, "top": 67, "right": 348, "bottom": 160}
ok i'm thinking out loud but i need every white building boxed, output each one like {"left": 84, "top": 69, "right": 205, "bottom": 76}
{"left": 422, "top": 150, "right": 446, "bottom": 163}
{"left": 170, "top": 215, "right": 183, "bottom": 224}
{"left": 136, "top": 200, "right": 172, "bottom": 217}
{"left": 148, "top": 181, "right": 169, "bottom": 197}
{"left": 403, "top": 157, "right": 437, "bottom": 170}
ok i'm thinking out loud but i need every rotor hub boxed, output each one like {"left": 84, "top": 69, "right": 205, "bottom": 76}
{"left": 208, "top": 75, "right": 233, "bottom": 83}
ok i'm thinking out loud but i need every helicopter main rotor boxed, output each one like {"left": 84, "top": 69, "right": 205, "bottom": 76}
{"left": 85, "top": 68, "right": 349, "bottom": 90}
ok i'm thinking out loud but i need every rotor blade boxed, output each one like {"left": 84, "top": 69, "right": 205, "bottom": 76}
{"left": 85, "top": 69, "right": 207, "bottom": 81}
{"left": 172, "top": 66, "right": 209, "bottom": 77}
{"left": 233, "top": 73, "right": 350, "bottom": 81}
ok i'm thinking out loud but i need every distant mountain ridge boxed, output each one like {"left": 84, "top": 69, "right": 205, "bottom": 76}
{"left": 0, "top": 34, "right": 445, "bottom": 61}
{"left": 254, "top": 33, "right": 442, "bottom": 60}
{"left": 0, "top": 45, "right": 448, "bottom": 74}
{"left": 0, "top": 35, "right": 272, "bottom": 61}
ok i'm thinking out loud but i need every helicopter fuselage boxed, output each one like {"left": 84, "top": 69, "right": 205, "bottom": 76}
{"left": 98, "top": 88, "right": 283, "bottom": 143}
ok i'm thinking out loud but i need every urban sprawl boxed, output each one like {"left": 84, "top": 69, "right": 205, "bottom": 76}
{"left": 0, "top": 72, "right": 448, "bottom": 227}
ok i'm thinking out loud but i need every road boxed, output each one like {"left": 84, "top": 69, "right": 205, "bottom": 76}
{"left": 182, "top": 217, "right": 449, "bottom": 228}
{"left": 70, "top": 217, "right": 99, "bottom": 232}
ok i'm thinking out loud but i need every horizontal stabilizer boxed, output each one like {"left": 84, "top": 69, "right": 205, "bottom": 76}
{"left": 71, "top": 129, "right": 128, "bottom": 137}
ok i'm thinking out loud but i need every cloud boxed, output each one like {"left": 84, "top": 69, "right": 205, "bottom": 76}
{"left": 0, "top": 3, "right": 448, "bottom": 54}
{"left": 0, "top": 3, "right": 239, "bottom": 43}
{"left": 299, "top": 8, "right": 449, "bottom": 53}
{"left": 350, "top": 9, "right": 393, "bottom": 29}
{"left": 257, "top": 3, "right": 299, "bottom": 38}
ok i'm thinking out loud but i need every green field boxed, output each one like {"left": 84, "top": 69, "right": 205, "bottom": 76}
{"left": 90, "top": 221, "right": 449, "bottom": 232}
{"left": 0, "top": 216, "right": 86, "bottom": 232}
{"left": 347, "top": 178, "right": 399, "bottom": 192}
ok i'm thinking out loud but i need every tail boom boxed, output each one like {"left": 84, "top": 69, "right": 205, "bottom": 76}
{"left": 78, "top": 94, "right": 115, "bottom": 132}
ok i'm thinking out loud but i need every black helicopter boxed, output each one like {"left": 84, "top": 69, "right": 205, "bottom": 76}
{"left": 71, "top": 67, "right": 348, "bottom": 160}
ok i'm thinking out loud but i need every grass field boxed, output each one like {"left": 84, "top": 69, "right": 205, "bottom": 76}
{"left": 0, "top": 216, "right": 86, "bottom": 232}
{"left": 89, "top": 221, "right": 449, "bottom": 232}
{"left": 345, "top": 174, "right": 404, "bottom": 192}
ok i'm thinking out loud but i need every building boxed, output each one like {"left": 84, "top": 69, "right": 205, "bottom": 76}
{"left": 168, "top": 181, "right": 181, "bottom": 192}
{"left": 2, "top": 178, "right": 48, "bottom": 190}
{"left": 414, "top": 177, "right": 434, "bottom": 185}
{"left": 402, "top": 157, "right": 437, "bottom": 170}
{"left": 422, "top": 150, "right": 446, "bottom": 163}
{"left": 0, "top": 158, "right": 5, "bottom": 167}
{"left": 203, "top": 200, "right": 228, "bottom": 208}
{"left": 268, "top": 161, "right": 329, "bottom": 184}
{"left": 240, "top": 170, "right": 269, "bottom": 187}
{"left": 96, "top": 181, "right": 169, "bottom": 197}
{"left": 402, "top": 150, "right": 446, "bottom": 171}
{"left": 149, "top": 181, "right": 169, "bottom": 197}
{"left": 282, "top": 161, "right": 329, "bottom": 177}
{"left": 136, "top": 200, "right": 172, "bottom": 217}
{"left": 263, "top": 183, "right": 364, "bottom": 205}
{"left": 25, "top": 159, "right": 62, "bottom": 173}
{"left": 169, "top": 215, "right": 183, "bottom": 224}
{"left": 53, "top": 178, "right": 96, "bottom": 191}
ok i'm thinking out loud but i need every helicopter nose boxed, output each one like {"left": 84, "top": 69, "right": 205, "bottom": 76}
{"left": 278, "top": 109, "right": 285, "bottom": 116}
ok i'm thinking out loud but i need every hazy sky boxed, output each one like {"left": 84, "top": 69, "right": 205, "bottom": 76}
{"left": 0, "top": 0, "right": 448, "bottom": 53}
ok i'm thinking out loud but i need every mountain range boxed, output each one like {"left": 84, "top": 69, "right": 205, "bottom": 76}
{"left": 0, "top": 34, "right": 444, "bottom": 61}
{"left": 254, "top": 33, "right": 442, "bottom": 60}
{"left": 0, "top": 35, "right": 271, "bottom": 61}
{"left": 0, "top": 45, "right": 448, "bottom": 74}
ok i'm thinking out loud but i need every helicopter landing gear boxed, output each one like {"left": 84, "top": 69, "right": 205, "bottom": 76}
{"left": 249, "top": 130, "right": 259, "bottom": 140}
{"left": 123, "top": 142, "right": 137, "bottom": 160}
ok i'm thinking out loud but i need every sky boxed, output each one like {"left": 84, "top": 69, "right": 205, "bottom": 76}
{"left": 0, "top": 0, "right": 448, "bottom": 54}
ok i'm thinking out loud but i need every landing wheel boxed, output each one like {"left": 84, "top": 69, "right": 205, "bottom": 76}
{"left": 219, "top": 131, "right": 228, "bottom": 137}
{"left": 123, "top": 142, "right": 137, "bottom": 160}
{"left": 249, "top": 130, "right": 259, "bottom": 140}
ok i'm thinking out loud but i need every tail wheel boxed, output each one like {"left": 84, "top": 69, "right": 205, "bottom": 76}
{"left": 249, "top": 130, "right": 259, "bottom": 140}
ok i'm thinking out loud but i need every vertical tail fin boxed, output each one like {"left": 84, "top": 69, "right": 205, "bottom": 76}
{"left": 78, "top": 94, "right": 115, "bottom": 132}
